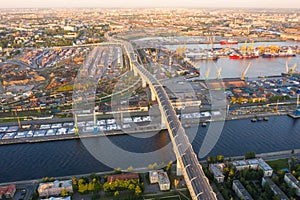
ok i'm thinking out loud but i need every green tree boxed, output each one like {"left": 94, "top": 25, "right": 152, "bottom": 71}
{"left": 135, "top": 185, "right": 142, "bottom": 196}
{"left": 114, "top": 191, "right": 119, "bottom": 197}
{"left": 88, "top": 182, "right": 95, "bottom": 192}
{"left": 217, "top": 155, "right": 224, "bottom": 163}
{"left": 61, "top": 189, "right": 68, "bottom": 197}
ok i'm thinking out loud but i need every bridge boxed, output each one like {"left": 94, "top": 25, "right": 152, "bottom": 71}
{"left": 120, "top": 40, "right": 217, "bottom": 200}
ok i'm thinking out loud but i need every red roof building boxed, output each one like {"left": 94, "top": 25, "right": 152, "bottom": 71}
{"left": 107, "top": 173, "right": 139, "bottom": 183}
{"left": 0, "top": 184, "right": 16, "bottom": 199}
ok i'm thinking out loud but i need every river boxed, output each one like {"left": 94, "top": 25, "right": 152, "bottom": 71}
{"left": 1, "top": 115, "right": 300, "bottom": 183}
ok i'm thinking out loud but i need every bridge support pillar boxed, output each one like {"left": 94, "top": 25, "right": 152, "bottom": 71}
{"left": 142, "top": 78, "right": 147, "bottom": 88}
{"left": 133, "top": 68, "right": 138, "bottom": 77}
{"left": 129, "top": 61, "right": 133, "bottom": 71}
{"left": 176, "top": 160, "right": 183, "bottom": 176}
{"left": 150, "top": 87, "right": 156, "bottom": 101}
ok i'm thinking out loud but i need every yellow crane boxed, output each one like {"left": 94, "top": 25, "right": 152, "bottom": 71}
{"left": 247, "top": 40, "right": 254, "bottom": 52}
{"left": 240, "top": 41, "right": 247, "bottom": 53}
{"left": 241, "top": 62, "right": 252, "bottom": 81}
{"left": 216, "top": 67, "right": 222, "bottom": 79}
{"left": 289, "top": 63, "right": 297, "bottom": 74}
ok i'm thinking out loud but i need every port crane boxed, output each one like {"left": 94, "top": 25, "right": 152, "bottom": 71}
{"left": 247, "top": 41, "right": 255, "bottom": 52}
{"left": 285, "top": 59, "right": 297, "bottom": 75}
{"left": 240, "top": 41, "right": 247, "bottom": 53}
{"left": 241, "top": 62, "right": 252, "bottom": 81}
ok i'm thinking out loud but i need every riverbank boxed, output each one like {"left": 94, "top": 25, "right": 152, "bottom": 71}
{"left": 0, "top": 111, "right": 294, "bottom": 146}
{"left": 0, "top": 126, "right": 166, "bottom": 145}
{"left": 1, "top": 148, "right": 298, "bottom": 187}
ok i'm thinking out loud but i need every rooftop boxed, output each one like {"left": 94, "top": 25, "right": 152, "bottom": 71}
{"left": 263, "top": 177, "right": 289, "bottom": 200}
{"left": 233, "top": 180, "right": 254, "bottom": 200}
{"left": 285, "top": 173, "right": 300, "bottom": 188}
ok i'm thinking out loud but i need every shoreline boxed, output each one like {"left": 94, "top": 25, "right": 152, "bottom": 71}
{"left": 1, "top": 148, "right": 298, "bottom": 186}
{"left": 0, "top": 112, "right": 294, "bottom": 146}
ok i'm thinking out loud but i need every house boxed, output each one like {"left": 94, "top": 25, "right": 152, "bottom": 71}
{"left": 38, "top": 180, "right": 73, "bottom": 197}
{"left": 0, "top": 184, "right": 16, "bottom": 199}
{"left": 149, "top": 170, "right": 170, "bottom": 191}
{"left": 232, "top": 180, "right": 253, "bottom": 200}
{"left": 262, "top": 177, "right": 289, "bottom": 200}
{"left": 209, "top": 163, "right": 225, "bottom": 183}
{"left": 284, "top": 173, "right": 300, "bottom": 196}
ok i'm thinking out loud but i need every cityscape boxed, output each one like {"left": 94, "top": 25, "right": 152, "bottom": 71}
{"left": 0, "top": 2, "right": 300, "bottom": 200}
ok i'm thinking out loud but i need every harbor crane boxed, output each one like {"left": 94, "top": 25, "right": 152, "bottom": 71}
{"left": 285, "top": 59, "right": 297, "bottom": 75}
{"left": 241, "top": 62, "right": 252, "bottom": 81}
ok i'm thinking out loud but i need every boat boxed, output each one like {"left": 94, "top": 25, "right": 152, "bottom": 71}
{"left": 229, "top": 54, "right": 241, "bottom": 59}
{"left": 278, "top": 48, "right": 296, "bottom": 57}
{"left": 220, "top": 39, "right": 238, "bottom": 45}
{"left": 251, "top": 118, "right": 257, "bottom": 122}
{"left": 263, "top": 117, "right": 269, "bottom": 121}
{"left": 262, "top": 53, "right": 279, "bottom": 58}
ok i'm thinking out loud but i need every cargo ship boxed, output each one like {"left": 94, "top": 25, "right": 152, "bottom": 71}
{"left": 229, "top": 54, "right": 242, "bottom": 59}
{"left": 278, "top": 49, "right": 296, "bottom": 57}
{"left": 220, "top": 39, "right": 239, "bottom": 45}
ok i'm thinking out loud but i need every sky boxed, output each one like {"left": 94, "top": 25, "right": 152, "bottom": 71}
{"left": 1, "top": 0, "right": 300, "bottom": 9}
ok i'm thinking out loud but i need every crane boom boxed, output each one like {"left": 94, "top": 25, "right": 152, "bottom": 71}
{"left": 290, "top": 63, "right": 297, "bottom": 73}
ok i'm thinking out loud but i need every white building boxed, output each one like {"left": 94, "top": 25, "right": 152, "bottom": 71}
{"left": 149, "top": 170, "right": 170, "bottom": 191}
{"left": 232, "top": 158, "right": 273, "bottom": 177}
{"left": 209, "top": 163, "right": 225, "bottom": 183}
{"left": 284, "top": 173, "right": 300, "bottom": 196}
{"left": 38, "top": 180, "right": 73, "bottom": 197}
{"left": 232, "top": 180, "right": 253, "bottom": 200}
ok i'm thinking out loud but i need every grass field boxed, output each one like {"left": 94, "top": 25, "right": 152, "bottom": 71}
{"left": 266, "top": 158, "right": 289, "bottom": 171}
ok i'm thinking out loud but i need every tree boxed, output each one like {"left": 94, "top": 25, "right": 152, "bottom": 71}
{"left": 135, "top": 185, "right": 142, "bottom": 196}
{"left": 217, "top": 155, "right": 224, "bottom": 163}
{"left": 114, "top": 191, "right": 119, "bottom": 197}
{"left": 245, "top": 151, "right": 256, "bottom": 159}
{"left": 230, "top": 97, "right": 237, "bottom": 104}
{"left": 88, "top": 182, "right": 95, "bottom": 192}
{"left": 127, "top": 166, "right": 134, "bottom": 172}
{"left": 61, "top": 189, "right": 68, "bottom": 197}
{"left": 165, "top": 161, "right": 173, "bottom": 173}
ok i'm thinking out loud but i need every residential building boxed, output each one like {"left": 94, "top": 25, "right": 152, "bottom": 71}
{"left": 209, "top": 163, "right": 225, "bottom": 183}
{"left": 38, "top": 180, "right": 73, "bottom": 197}
{"left": 284, "top": 173, "right": 300, "bottom": 196}
{"left": 232, "top": 158, "right": 273, "bottom": 177}
{"left": 262, "top": 177, "right": 289, "bottom": 200}
{"left": 0, "top": 184, "right": 16, "bottom": 199}
{"left": 232, "top": 180, "right": 253, "bottom": 200}
{"left": 149, "top": 170, "right": 170, "bottom": 191}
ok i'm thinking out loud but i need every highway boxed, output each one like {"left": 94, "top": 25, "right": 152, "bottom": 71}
{"left": 121, "top": 40, "right": 217, "bottom": 200}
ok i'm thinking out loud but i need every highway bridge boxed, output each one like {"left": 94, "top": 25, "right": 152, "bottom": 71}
{"left": 121, "top": 40, "right": 217, "bottom": 200}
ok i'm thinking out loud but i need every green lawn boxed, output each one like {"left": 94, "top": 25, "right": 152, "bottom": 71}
{"left": 266, "top": 158, "right": 289, "bottom": 171}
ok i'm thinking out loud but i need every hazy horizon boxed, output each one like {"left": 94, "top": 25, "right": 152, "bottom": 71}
{"left": 2, "top": 0, "right": 300, "bottom": 9}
